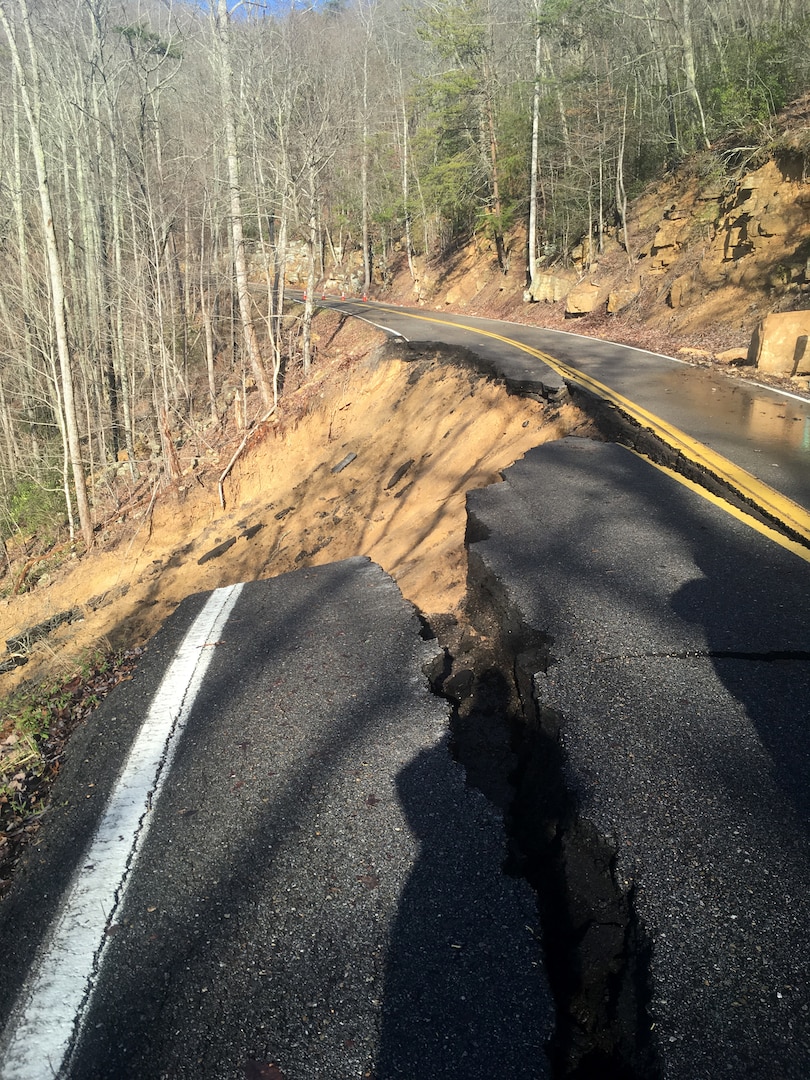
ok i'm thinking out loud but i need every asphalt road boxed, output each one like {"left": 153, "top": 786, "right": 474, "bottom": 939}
{"left": 3, "top": 299, "right": 809, "bottom": 1080}
{"left": 318, "top": 296, "right": 810, "bottom": 516}
{"left": 0, "top": 559, "right": 551, "bottom": 1080}
{"left": 467, "top": 438, "right": 810, "bottom": 1079}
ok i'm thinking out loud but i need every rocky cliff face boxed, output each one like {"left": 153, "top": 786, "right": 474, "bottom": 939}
{"left": 618, "top": 153, "right": 810, "bottom": 328}
{"left": 586, "top": 147, "right": 810, "bottom": 380}
{"left": 521, "top": 150, "right": 809, "bottom": 327}
{"left": 404, "top": 135, "right": 810, "bottom": 385}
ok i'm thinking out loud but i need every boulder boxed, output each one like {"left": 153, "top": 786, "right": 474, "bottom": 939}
{"left": 714, "top": 347, "right": 750, "bottom": 365}
{"left": 527, "top": 273, "right": 573, "bottom": 303}
{"left": 668, "top": 274, "right": 693, "bottom": 308}
{"left": 796, "top": 334, "right": 810, "bottom": 375}
{"left": 748, "top": 311, "right": 810, "bottom": 375}
{"left": 607, "top": 277, "right": 641, "bottom": 314}
{"left": 565, "top": 281, "right": 601, "bottom": 316}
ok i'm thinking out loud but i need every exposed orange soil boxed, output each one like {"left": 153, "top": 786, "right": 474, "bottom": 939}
{"left": 0, "top": 317, "right": 589, "bottom": 701}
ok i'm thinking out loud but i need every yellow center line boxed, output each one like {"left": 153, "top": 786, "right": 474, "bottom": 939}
{"left": 633, "top": 452, "right": 810, "bottom": 564}
{"left": 370, "top": 304, "right": 810, "bottom": 547}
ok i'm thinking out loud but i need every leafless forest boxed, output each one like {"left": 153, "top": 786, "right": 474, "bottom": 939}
{"left": 0, "top": 0, "right": 807, "bottom": 549}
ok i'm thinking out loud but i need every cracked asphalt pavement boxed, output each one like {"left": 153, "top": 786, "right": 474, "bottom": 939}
{"left": 0, "top": 558, "right": 551, "bottom": 1080}
{"left": 467, "top": 438, "right": 810, "bottom": 1080}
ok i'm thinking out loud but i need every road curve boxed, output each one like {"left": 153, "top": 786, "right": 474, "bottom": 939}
{"left": 302, "top": 294, "right": 810, "bottom": 544}
{"left": 2, "top": 304, "right": 810, "bottom": 1078}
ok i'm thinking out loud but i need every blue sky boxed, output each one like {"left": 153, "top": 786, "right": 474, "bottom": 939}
{"left": 192, "top": 0, "right": 337, "bottom": 13}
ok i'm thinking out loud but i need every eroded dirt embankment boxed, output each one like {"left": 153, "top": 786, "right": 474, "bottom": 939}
{"left": 0, "top": 322, "right": 586, "bottom": 898}
{"left": 0, "top": 321, "right": 587, "bottom": 701}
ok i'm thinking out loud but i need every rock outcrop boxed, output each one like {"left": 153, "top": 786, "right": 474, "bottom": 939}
{"left": 748, "top": 311, "right": 810, "bottom": 375}
{"left": 565, "top": 281, "right": 602, "bottom": 316}
{"left": 520, "top": 126, "right": 810, "bottom": 363}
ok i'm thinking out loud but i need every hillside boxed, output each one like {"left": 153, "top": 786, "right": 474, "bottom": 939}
{"left": 10, "top": 118, "right": 810, "bottom": 693}
{"left": 380, "top": 100, "right": 810, "bottom": 390}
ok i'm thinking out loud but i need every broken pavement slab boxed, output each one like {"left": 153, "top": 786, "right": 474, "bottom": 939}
{"left": 466, "top": 438, "right": 810, "bottom": 1080}
{"left": 0, "top": 557, "right": 552, "bottom": 1080}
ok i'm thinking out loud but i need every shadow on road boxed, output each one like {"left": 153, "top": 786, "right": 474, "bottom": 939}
{"left": 376, "top": 743, "right": 549, "bottom": 1079}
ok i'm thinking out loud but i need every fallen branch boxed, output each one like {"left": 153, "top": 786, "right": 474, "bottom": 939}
{"left": 218, "top": 406, "right": 277, "bottom": 510}
{"left": 12, "top": 539, "right": 74, "bottom": 596}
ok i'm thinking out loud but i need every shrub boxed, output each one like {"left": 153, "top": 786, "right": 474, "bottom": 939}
{"left": 0, "top": 475, "right": 66, "bottom": 543}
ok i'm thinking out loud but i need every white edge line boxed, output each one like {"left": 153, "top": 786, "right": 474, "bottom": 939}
{"left": 365, "top": 320, "right": 410, "bottom": 340}
{"left": 329, "top": 305, "right": 410, "bottom": 342}
{"left": 0, "top": 582, "right": 244, "bottom": 1080}
{"left": 286, "top": 295, "right": 410, "bottom": 342}
{"left": 289, "top": 292, "right": 810, "bottom": 404}
{"left": 292, "top": 294, "right": 810, "bottom": 423}
{"left": 741, "top": 379, "right": 810, "bottom": 404}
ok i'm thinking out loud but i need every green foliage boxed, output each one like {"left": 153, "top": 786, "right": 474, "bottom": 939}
{"left": 0, "top": 649, "right": 126, "bottom": 820}
{"left": 415, "top": 0, "right": 487, "bottom": 65}
{"left": 705, "top": 25, "right": 795, "bottom": 140}
{"left": 0, "top": 679, "right": 62, "bottom": 813}
{"left": 412, "top": 70, "right": 489, "bottom": 245}
{"left": 116, "top": 22, "right": 182, "bottom": 60}
{"left": 0, "top": 476, "right": 65, "bottom": 543}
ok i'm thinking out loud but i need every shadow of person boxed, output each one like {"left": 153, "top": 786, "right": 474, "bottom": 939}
{"left": 376, "top": 741, "right": 552, "bottom": 1079}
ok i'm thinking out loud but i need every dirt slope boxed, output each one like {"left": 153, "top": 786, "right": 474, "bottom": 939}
{"left": 381, "top": 102, "right": 810, "bottom": 381}
{"left": 0, "top": 318, "right": 587, "bottom": 701}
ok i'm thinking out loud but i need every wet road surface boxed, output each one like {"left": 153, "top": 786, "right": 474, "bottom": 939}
{"left": 326, "top": 298, "right": 810, "bottom": 515}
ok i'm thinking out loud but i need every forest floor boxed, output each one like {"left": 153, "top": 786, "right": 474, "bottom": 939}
{"left": 0, "top": 312, "right": 593, "bottom": 890}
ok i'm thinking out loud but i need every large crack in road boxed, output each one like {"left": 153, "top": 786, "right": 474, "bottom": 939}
{"left": 3, "top": 325, "right": 808, "bottom": 1077}
{"left": 425, "top": 586, "right": 658, "bottom": 1080}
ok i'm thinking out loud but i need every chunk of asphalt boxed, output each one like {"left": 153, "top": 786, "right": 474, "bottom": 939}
{"left": 331, "top": 451, "right": 357, "bottom": 474}
{"left": 196, "top": 536, "right": 236, "bottom": 564}
{"left": 466, "top": 437, "right": 810, "bottom": 1080}
{"left": 6, "top": 608, "right": 83, "bottom": 655}
{"left": 0, "top": 557, "right": 552, "bottom": 1079}
{"left": 385, "top": 459, "right": 414, "bottom": 489}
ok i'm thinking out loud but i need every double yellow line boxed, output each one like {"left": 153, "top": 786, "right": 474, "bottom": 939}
{"left": 370, "top": 304, "right": 810, "bottom": 558}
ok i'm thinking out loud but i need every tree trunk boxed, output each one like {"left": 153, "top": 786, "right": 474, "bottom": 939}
{"left": 482, "top": 63, "right": 507, "bottom": 271}
{"left": 616, "top": 87, "right": 632, "bottom": 260}
{"left": 0, "top": 0, "right": 94, "bottom": 549}
{"left": 301, "top": 157, "right": 318, "bottom": 376}
{"left": 401, "top": 98, "right": 416, "bottom": 281}
{"left": 215, "top": 0, "right": 273, "bottom": 409}
{"left": 527, "top": 3, "right": 542, "bottom": 289}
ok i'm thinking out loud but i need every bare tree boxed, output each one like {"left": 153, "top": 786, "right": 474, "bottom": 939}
{"left": 214, "top": 0, "right": 273, "bottom": 408}
{"left": 527, "top": 0, "right": 543, "bottom": 290}
{"left": 0, "top": 0, "right": 93, "bottom": 547}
